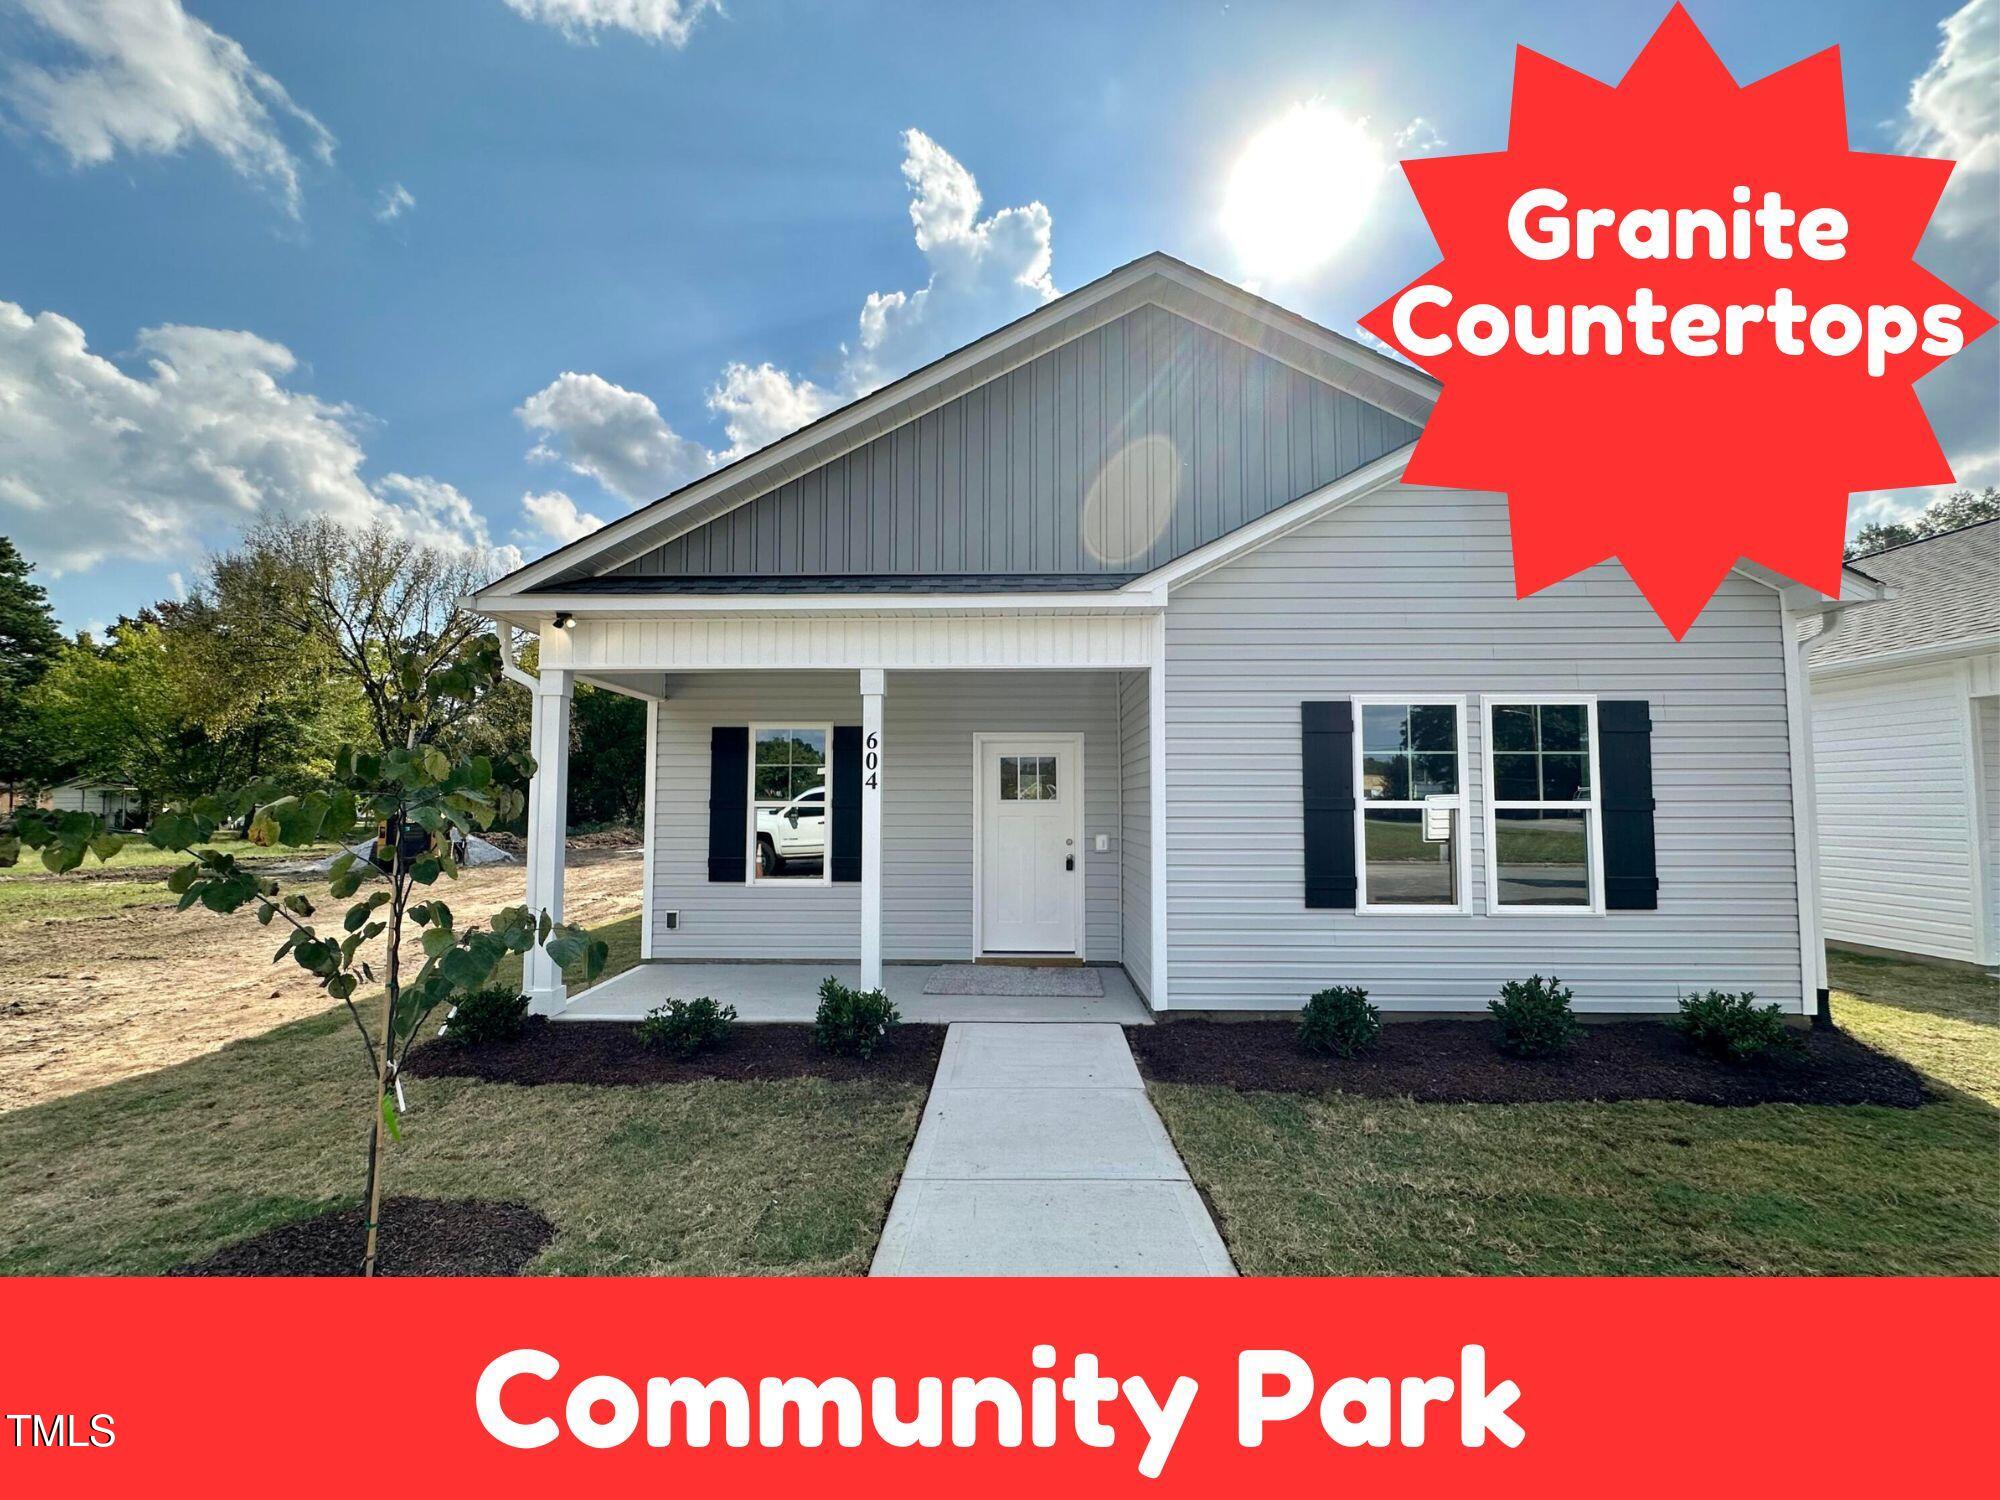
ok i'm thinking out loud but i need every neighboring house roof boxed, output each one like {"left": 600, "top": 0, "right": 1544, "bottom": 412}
{"left": 1810, "top": 519, "right": 2000, "bottom": 669}
{"left": 474, "top": 251, "right": 1439, "bottom": 602}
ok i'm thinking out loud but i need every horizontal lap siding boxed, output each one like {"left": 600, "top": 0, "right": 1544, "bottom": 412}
{"left": 1812, "top": 664, "right": 1981, "bottom": 962}
{"left": 1119, "top": 669, "right": 1153, "bottom": 999}
{"left": 1163, "top": 486, "right": 1802, "bottom": 1012}
{"left": 648, "top": 671, "right": 1122, "bottom": 962}
{"left": 614, "top": 304, "right": 1421, "bottom": 579}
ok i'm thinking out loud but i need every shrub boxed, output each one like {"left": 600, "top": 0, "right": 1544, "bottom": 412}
{"left": 440, "top": 986, "right": 529, "bottom": 1046}
{"left": 814, "top": 976, "right": 901, "bottom": 1059}
{"left": 1489, "top": 973, "right": 1582, "bottom": 1058}
{"left": 638, "top": 996, "right": 738, "bottom": 1059}
{"left": 1673, "top": 989, "right": 1799, "bottom": 1064}
{"left": 1299, "top": 985, "right": 1382, "bottom": 1058}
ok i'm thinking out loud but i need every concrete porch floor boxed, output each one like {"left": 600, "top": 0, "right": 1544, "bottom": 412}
{"left": 556, "top": 961, "right": 1153, "bottom": 1024}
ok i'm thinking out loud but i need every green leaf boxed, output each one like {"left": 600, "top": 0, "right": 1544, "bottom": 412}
{"left": 421, "top": 926, "right": 456, "bottom": 958}
{"left": 86, "top": 834, "right": 125, "bottom": 863}
{"left": 380, "top": 1092, "right": 401, "bottom": 1143}
{"left": 41, "top": 842, "right": 84, "bottom": 874}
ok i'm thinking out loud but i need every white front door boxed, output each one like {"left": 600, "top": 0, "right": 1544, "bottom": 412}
{"left": 978, "top": 740, "right": 1080, "bottom": 954}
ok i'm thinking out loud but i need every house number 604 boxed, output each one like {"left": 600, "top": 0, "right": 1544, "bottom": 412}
{"left": 864, "top": 731, "right": 881, "bottom": 791}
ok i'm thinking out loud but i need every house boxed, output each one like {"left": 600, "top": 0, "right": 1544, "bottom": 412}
{"left": 39, "top": 778, "right": 142, "bottom": 829}
{"left": 1808, "top": 519, "right": 1999, "bottom": 967}
{"left": 470, "top": 253, "right": 1884, "bottom": 1020}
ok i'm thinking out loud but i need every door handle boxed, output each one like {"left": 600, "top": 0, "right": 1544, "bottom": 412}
{"left": 1065, "top": 855, "right": 1075, "bottom": 872}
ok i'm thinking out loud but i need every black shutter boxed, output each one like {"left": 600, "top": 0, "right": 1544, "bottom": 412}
{"left": 1599, "top": 699, "right": 1658, "bottom": 910}
{"left": 1302, "top": 700, "right": 1357, "bottom": 909}
{"left": 707, "top": 726, "right": 749, "bottom": 883}
{"left": 830, "top": 725, "right": 862, "bottom": 883}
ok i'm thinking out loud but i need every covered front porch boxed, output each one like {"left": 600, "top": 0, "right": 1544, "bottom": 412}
{"left": 493, "top": 591, "right": 1169, "bottom": 1018}
{"left": 559, "top": 960, "right": 1152, "bottom": 1024}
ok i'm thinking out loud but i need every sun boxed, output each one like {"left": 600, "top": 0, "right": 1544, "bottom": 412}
{"left": 1223, "top": 102, "right": 1387, "bottom": 281}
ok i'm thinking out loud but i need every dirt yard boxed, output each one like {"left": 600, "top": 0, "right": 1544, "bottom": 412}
{"left": 0, "top": 848, "right": 644, "bottom": 1112}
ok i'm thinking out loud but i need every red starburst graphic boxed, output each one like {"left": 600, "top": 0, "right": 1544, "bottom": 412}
{"left": 1361, "top": 5, "right": 1996, "bottom": 637}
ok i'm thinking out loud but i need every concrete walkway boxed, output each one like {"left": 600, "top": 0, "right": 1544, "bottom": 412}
{"left": 871, "top": 1023, "right": 1234, "bottom": 1276}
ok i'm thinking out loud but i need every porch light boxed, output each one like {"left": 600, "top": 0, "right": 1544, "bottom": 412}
{"left": 553, "top": 612, "right": 575, "bottom": 630}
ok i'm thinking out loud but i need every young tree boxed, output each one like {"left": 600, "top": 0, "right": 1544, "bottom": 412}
{"left": 1, "top": 632, "right": 605, "bottom": 1275}
{"left": 1847, "top": 486, "right": 2000, "bottom": 557}
{"left": 0, "top": 536, "right": 65, "bottom": 805}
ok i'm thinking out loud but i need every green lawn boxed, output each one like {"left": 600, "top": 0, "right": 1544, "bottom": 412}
{"left": 1149, "top": 951, "right": 2000, "bottom": 1276}
{"left": 0, "top": 834, "right": 345, "bottom": 932}
{"left": 0, "top": 915, "right": 924, "bottom": 1275}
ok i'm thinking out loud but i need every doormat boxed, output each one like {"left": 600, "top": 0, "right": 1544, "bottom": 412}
{"left": 922, "top": 965, "right": 1105, "bottom": 997}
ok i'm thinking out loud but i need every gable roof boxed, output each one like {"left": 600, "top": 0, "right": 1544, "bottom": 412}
{"left": 473, "top": 252, "right": 1438, "bottom": 601}
{"left": 1810, "top": 518, "right": 2000, "bottom": 668}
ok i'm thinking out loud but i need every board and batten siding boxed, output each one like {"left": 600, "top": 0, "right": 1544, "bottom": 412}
{"left": 1982, "top": 695, "right": 2000, "bottom": 960}
{"left": 1118, "top": 669, "right": 1153, "bottom": 1000}
{"left": 1812, "top": 662, "right": 1986, "bottom": 963}
{"left": 1161, "top": 483, "right": 1803, "bottom": 1013}
{"left": 647, "top": 670, "right": 1127, "bottom": 962}
{"left": 611, "top": 303, "right": 1420, "bottom": 580}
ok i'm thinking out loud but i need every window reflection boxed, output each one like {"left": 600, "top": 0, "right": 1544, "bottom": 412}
{"left": 752, "top": 727, "right": 828, "bottom": 881}
{"left": 1494, "top": 809, "right": 1591, "bottom": 906}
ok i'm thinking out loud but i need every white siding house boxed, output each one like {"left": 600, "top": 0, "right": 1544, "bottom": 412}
{"left": 470, "top": 253, "right": 1884, "bottom": 1019}
{"left": 40, "top": 779, "right": 142, "bottom": 828}
{"left": 1809, "top": 521, "right": 2000, "bottom": 966}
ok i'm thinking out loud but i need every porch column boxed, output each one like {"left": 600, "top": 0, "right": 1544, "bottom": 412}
{"left": 522, "top": 667, "right": 574, "bottom": 1016}
{"left": 859, "top": 668, "right": 885, "bottom": 991}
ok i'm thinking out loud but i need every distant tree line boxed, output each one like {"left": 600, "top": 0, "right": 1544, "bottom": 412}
{"left": 0, "top": 519, "right": 645, "bottom": 831}
{"left": 1846, "top": 486, "right": 2000, "bottom": 559}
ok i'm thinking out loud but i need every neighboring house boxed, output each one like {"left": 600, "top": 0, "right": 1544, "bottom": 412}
{"left": 40, "top": 778, "right": 143, "bottom": 829}
{"left": 1808, "top": 520, "right": 1999, "bottom": 967}
{"left": 472, "top": 253, "right": 1883, "bottom": 1017}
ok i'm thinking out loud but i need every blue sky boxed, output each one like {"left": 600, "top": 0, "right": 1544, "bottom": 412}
{"left": 2, "top": 0, "right": 1992, "bottom": 631}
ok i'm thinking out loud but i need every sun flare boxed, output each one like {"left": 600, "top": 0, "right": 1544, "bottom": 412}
{"left": 1223, "top": 102, "right": 1386, "bottom": 280}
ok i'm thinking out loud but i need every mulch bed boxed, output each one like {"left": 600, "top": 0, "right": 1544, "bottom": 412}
{"left": 404, "top": 1018, "right": 946, "bottom": 1087}
{"left": 172, "top": 1197, "right": 555, "bottom": 1277}
{"left": 1129, "top": 1019, "right": 1932, "bottom": 1108}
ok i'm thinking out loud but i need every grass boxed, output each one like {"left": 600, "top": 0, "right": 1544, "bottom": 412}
{"left": 0, "top": 833, "right": 344, "bottom": 932}
{"left": 1150, "top": 951, "right": 2000, "bottom": 1276}
{"left": 0, "top": 908, "right": 923, "bottom": 1276}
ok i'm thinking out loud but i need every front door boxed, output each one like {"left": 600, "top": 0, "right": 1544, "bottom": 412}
{"left": 978, "top": 740, "right": 1080, "bottom": 954}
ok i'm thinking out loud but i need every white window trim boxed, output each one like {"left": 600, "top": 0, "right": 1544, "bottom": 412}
{"left": 1481, "top": 694, "right": 1607, "bottom": 916}
{"left": 1352, "top": 694, "right": 1471, "bottom": 916}
{"left": 746, "top": 722, "right": 835, "bottom": 889}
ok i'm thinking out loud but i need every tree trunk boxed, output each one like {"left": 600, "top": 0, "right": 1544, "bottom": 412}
{"left": 361, "top": 862, "right": 406, "bottom": 1277}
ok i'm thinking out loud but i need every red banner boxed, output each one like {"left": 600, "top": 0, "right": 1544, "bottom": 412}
{"left": 3, "top": 1277, "right": 1987, "bottom": 1492}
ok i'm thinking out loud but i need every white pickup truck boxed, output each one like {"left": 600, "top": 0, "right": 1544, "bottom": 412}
{"left": 755, "top": 786, "right": 826, "bottom": 875}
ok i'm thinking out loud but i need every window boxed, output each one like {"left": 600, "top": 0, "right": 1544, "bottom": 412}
{"left": 999, "top": 755, "right": 1058, "bottom": 801}
{"left": 1353, "top": 696, "right": 1468, "bottom": 912}
{"left": 1483, "top": 699, "right": 1604, "bottom": 911}
{"left": 749, "top": 726, "right": 830, "bottom": 883}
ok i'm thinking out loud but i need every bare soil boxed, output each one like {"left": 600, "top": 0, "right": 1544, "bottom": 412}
{"left": 407, "top": 1019, "right": 947, "bottom": 1087}
{"left": 0, "top": 848, "right": 644, "bottom": 1113}
{"left": 1130, "top": 1018, "right": 1932, "bottom": 1107}
{"left": 171, "top": 1197, "right": 555, "bottom": 1277}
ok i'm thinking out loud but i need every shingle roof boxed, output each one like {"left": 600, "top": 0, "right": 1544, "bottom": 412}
{"left": 1810, "top": 519, "right": 2000, "bottom": 666}
{"left": 548, "top": 573, "right": 1142, "bottom": 596}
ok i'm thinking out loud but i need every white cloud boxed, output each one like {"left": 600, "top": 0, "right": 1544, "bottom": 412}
{"left": 706, "top": 361, "right": 836, "bottom": 462}
{"left": 520, "top": 130, "right": 1057, "bottom": 508}
{"left": 375, "top": 182, "right": 416, "bottom": 222}
{"left": 516, "top": 371, "right": 712, "bottom": 504}
{"left": 0, "top": 299, "right": 517, "bottom": 579}
{"left": 1, "top": 0, "right": 335, "bottom": 215}
{"left": 519, "top": 489, "right": 604, "bottom": 545}
{"left": 1853, "top": 0, "right": 1999, "bottom": 534}
{"left": 1393, "top": 117, "right": 1446, "bottom": 154}
{"left": 501, "top": 0, "right": 721, "bottom": 45}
